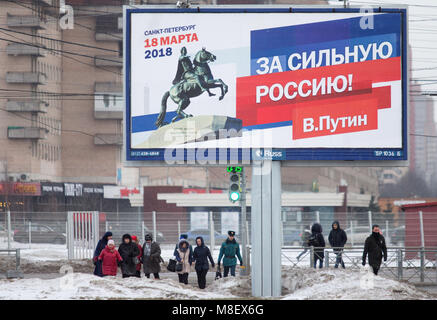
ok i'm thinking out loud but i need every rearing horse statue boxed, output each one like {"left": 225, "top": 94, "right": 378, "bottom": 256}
{"left": 155, "top": 47, "right": 228, "bottom": 128}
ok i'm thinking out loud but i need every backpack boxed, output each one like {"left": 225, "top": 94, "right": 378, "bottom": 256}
{"left": 308, "top": 234, "right": 320, "bottom": 247}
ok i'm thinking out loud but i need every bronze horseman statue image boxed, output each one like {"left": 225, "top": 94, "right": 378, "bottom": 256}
{"left": 155, "top": 47, "right": 228, "bottom": 128}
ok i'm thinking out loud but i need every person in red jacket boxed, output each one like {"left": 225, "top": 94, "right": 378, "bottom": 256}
{"left": 131, "top": 235, "right": 142, "bottom": 278}
{"left": 98, "top": 239, "right": 122, "bottom": 276}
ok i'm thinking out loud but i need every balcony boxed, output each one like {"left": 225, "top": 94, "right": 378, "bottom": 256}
{"left": 95, "top": 14, "right": 122, "bottom": 41}
{"left": 8, "top": 127, "right": 48, "bottom": 139}
{"left": 95, "top": 31, "right": 122, "bottom": 41}
{"left": 6, "top": 43, "right": 46, "bottom": 56}
{"left": 6, "top": 72, "right": 47, "bottom": 85}
{"left": 34, "top": 0, "right": 55, "bottom": 5}
{"left": 95, "top": 82, "right": 122, "bottom": 92}
{"left": 94, "top": 134, "right": 122, "bottom": 145}
{"left": 94, "top": 93, "right": 123, "bottom": 119}
{"left": 94, "top": 55, "right": 122, "bottom": 67}
{"left": 6, "top": 100, "right": 47, "bottom": 113}
{"left": 94, "top": 82, "right": 123, "bottom": 119}
{"left": 7, "top": 14, "right": 46, "bottom": 29}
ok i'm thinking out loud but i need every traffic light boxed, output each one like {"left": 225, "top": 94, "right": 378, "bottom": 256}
{"left": 227, "top": 167, "right": 242, "bottom": 203}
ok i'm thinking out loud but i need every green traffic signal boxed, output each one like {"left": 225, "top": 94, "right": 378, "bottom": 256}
{"left": 229, "top": 191, "right": 240, "bottom": 202}
{"left": 227, "top": 166, "right": 242, "bottom": 173}
{"left": 228, "top": 171, "right": 241, "bottom": 203}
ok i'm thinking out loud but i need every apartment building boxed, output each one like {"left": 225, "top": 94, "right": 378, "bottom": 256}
{"left": 0, "top": 0, "right": 380, "bottom": 215}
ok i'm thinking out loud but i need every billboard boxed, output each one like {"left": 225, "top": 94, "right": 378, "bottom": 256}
{"left": 124, "top": 7, "right": 407, "bottom": 163}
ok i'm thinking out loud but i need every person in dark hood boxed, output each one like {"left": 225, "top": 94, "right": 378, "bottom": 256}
{"left": 309, "top": 223, "right": 325, "bottom": 269}
{"left": 117, "top": 234, "right": 140, "bottom": 278}
{"left": 328, "top": 220, "right": 348, "bottom": 269}
{"left": 362, "top": 225, "right": 387, "bottom": 275}
{"left": 93, "top": 231, "right": 112, "bottom": 277}
{"left": 142, "top": 233, "right": 162, "bottom": 279}
{"left": 193, "top": 236, "right": 215, "bottom": 289}
{"left": 175, "top": 239, "right": 194, "bottom": 285}
{"left": 217, "top": 231, "right": 243, "bottom": 277}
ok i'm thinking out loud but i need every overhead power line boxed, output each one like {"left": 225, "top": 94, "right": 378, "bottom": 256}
{"left": 0, "top": 106, "right": 114, "bottom": 145}
{"left": 0, "top": 36, "right": 120, "bottom": 63}
{"left": 0, "top": 27, "right": 119, "bottom": 53}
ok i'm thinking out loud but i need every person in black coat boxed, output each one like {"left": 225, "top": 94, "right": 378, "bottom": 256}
{"left": 193, "top": 236, "right": 215, "bottom": 289}
{"left": 362, "top": 225, "right": 387, "bottom": 275}
{"left": 328, "top": 220, "right": 348, "bottom": 269}
{"left": 93, "top": 231, "right": 112, "bottom": 277}
{"left": 309, "top": 223, "right": 325, "bottom": 269}
{"left": 118, "top": 234, "right": 140, "bottom": 278}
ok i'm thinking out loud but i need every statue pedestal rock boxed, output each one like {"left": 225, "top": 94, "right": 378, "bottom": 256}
{"left": 136, "top": 115, "right": 242, "bottom": 148}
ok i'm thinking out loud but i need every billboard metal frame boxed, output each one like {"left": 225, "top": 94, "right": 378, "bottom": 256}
{"left": 123, "top": 5, "right": 408, "bottom": 167}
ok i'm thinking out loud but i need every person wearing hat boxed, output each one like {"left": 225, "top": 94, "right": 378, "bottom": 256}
{"left": 98, "top": 239, "right": 122, "bottom": 277}
{"left": 175, "top": 238, "right": 194, "bottom": 285}
{"left": 131, "top": 235, "right": 142, "bottom": 278}
{"left": 217, "top": 230, "right": 243, "bottom": 277}
{"left": 93, "top": 231, "right": 113, "bottom": 277}
{"left": 174, "top": 234, "right": 193, "bottom": 261}
{"left": 142, "top": 233, "right": 162, "bottom": 279}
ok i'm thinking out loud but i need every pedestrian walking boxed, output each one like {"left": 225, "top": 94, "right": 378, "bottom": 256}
{"left": 175, "top": 239, "right": 193, "bottom": 284}
{"left": 328, "top": 220, "right": 348, "bottom": 268}
{"left": 142, "top": 233, "right": 162, "bottom": 279}
{"left": 93, "top": 231, "right": 112, "bottom": 277}
{"left": 98, "top": 239, "right": 122, "bottom": 277}
{"left": 118, "top": 234, "right": 140, "bottom": 278}
{"left": 297, "top": 225, "right": 312, "bottom": 261}
{"left": 362, "top": 224, "right": 387, "bottom": 275}
{"left": 309, "top": 223, "right": 325, "bottom": 269}
{"left": 217, "top": 231, "right": 243, "bottom": 277}
{"left": 131, "top": 235, "right": 142, "bottom": 278}
{"left": 193, "top": 236, "right": 215, "bottom": 289}
{"left": 174, "top": 234, "right": 193, "bottom": 258}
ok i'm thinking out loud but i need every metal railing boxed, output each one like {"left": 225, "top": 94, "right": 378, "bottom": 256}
{"left": 0, "top": 249, "right": 22, "bottom": 278}
{"left": 276, "top": 246, "right": 437, "bottom": 284}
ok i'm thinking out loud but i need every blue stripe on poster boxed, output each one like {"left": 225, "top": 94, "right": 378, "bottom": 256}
{"left": 244, "top": 121, "right": 292, "bottom": 131}
{"left": 250, "top": 33, "right": 400, "bottom": 74}
{"left": 132, "top": 112, "right": 178, "bottom": 133}
{"left": 250, "top": 14, "right": 401, "bottom": 55}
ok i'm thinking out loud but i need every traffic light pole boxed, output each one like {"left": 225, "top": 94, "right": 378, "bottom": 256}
{"left": 240, "top": 166, "right": 249, "bottom": 275}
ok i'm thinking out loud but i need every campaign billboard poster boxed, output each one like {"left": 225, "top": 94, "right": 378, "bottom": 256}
{"left": 124, "top": 7, "right": 407, "bottom": 163}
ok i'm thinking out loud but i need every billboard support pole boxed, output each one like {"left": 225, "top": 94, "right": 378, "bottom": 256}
{"left": 240, "top": 167, "right": 248, "bottom": 276}
{"left": 251, "top": 160, "right": 281, "bottom": 297}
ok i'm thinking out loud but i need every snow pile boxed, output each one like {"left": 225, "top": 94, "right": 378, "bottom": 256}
{"left": 0, "top": 273, "right": 234, "bottom": 300}
{"left": 281, "top": 267, "right": 434, "bottom": 300}
{"left": 206, "top": 276, "right": 251, "bottom": 297}
{"left": 0, "top": 268, "right": 434, "bottom": 300}
{"left": 200, "top": 267, "right": 436, "bottom": 300}
{"left": 20, "top": 246, "right": 68, "bottom": 262}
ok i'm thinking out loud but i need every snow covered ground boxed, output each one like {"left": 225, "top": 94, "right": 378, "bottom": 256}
{"left": 280, "top": 267, "right": 435, "bottom": 300}
{"left": 0, "top": 273, "right": 235, "bottom": 300}
{"left": 0, "top": 242, "right": 436, "bottom": 300}
{"left": 0, "top": 266, "right": 435, "bottom": 300}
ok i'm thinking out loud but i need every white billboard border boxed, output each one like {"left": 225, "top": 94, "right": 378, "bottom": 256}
{"left": 122, "top": 4, "right": 409, "bottom": 168}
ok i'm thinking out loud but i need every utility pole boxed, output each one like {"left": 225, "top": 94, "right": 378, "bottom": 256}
{"left": 205, "top": 167, "right": 210, "bottom": 193}
{"left": 240, "top": 166, "right": 248, "bottom": 275}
